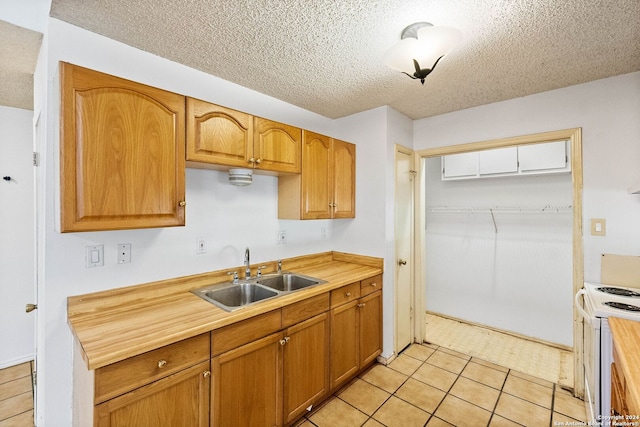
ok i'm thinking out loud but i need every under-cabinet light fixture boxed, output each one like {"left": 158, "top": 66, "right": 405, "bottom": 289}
{"left": 228, "top": 168, "right": 252, "bottom": 186}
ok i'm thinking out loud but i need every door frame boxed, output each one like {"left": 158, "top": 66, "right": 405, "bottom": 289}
{"left": 413, "top": 127, "right": 584, "bottom": 397}
{"left": 394, "top": 145, "right": 415, "bottom": 353}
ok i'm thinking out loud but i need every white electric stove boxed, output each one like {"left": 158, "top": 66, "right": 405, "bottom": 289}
{"left": 576, "top": 282, "right": 640, "bottom": 425}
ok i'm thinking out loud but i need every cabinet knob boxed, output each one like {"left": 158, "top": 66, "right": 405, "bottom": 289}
{"left": 157, "top": 360, "right": 167, "bottom": 368}
{"left": 255, "top": 158, "right": 262, "bottom": 164}
{"left": 358, "top": 303, "right": 366, "bottom": 308}
{"left": 345, "top": 292, "right": 351, "bottom": 297}
{"left": 25, "top": 303, "right": 38, "bottom": 313}
{"left": 248, "top": 157, "right": 255, "bottom": 164}
{"left": 203, "top": 371, "right": 211, "bottom": 378}
{"left": 398, "top": 259, "right": 407, "bottom": 266}
{"left": 370, "top": 282, "right": 377, "bottom": 287}
{"left": 279, "top": 336, "right": 290, "bottom": 346}
{"left": 178, "top": 201, "right": 186, "bottom": 207}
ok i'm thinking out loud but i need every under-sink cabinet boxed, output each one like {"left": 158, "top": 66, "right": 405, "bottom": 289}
{"left": 211, "top": 294, "right": 331, "bottom": 427}
{"left": 93, "top": 334, "right": 210, "bottom": 426}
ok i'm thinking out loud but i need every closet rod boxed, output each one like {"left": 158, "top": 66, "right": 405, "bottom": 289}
{"left": 427, "top": 205, "right": 573, "bottom": 214}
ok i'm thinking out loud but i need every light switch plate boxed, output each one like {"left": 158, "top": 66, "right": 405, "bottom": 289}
{"left": 86, "top": 245, "right": 104, "bottom": 268}
{"left": 591, "top": 218, "right": 606, "bottom": 236}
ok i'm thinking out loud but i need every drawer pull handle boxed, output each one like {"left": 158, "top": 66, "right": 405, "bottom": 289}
{"left": 370, "top": 282, "right": 377, "bottom": 287}
{"left": 203, "top": 371, "right": 211, "bottom": 378}
{"left": 157, "top": 360, "right": 167, "bottom": 368}
{"left": 358, "top": 303, "right": 366, "bottom": 308}
{"left": 345, "top": 292, "right": 351, "bottom": 297}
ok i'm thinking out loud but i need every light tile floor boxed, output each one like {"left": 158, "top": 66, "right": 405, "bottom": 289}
{"left": 424, "top": 313, "right": 574, "bottom": 389}
{"left": 295, "top": 343, "right": 587, "bottom": 427}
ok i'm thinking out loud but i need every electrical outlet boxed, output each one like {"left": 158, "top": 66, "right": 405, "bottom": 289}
{"left": 197, "top": 238, "right": 207, "bottom": 254}
{"left": 117, "top": 243, "right": 131, "bottom": 264}
{"left": 85, "top": 245, "right": 104, "bottom": 268}
{"left": 276, "top": 230, "right": 287, "bottom": 245}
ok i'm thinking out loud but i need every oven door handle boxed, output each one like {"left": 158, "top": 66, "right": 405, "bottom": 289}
{"left": 574, "top": 289, "right": 590, "bottom": 320}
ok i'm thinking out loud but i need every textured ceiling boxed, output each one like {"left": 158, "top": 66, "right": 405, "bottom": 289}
{"left": 0, "top": 20, "right": 42, "bottom": 110}
{"left": 18, "top": 1, "right": 640, "bottom": 119}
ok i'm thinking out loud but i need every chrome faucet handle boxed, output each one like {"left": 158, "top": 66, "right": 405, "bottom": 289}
{"left": 227, "top": 271, "right": 239, "bottom": 284}
{"left": 277, "top": 260, "right": 282, "bottom": 274}
{"left": 257, "top": 266, "right": 267, "bottom": 277}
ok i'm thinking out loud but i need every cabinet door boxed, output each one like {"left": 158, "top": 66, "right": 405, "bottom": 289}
{"left": 186, "top": 98, "right": 253, "bottom": 167}
{"left": 442, "top": 152, "right": 478, "bottom": 179}
{"left": 283, "top": 312, "right": 330, "bottom": 423}
{"left": 332, "top": 139, "right": 356, "bottom": 219}
{"left": 95, "top": 361, "right": 210, "bottom": 427}
{"left": 253, "top": 118, "right": 301, "bottom": 173}
{"left": 330, "top": 300, "right": 359, "bottom": 391}
{"left": 60, "top": 62, "right": 186, "bottom": 232}
{"left": 518, "top": 141, "right": 568, "bottom": 172}
{"left": 301, "top": 131, "right": 332, "bottom": 219}
{"left": 358, "top": 291, "right": 382, "bottom": 368}
{"left": 211, "top": 332, "right": 283, "bottom": 427}
{"left": 478, "top": 147, "right": 518, "bottom": 175}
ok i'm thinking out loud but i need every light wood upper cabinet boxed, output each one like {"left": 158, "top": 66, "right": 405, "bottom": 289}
{"left": 186, "top": 98, "right": 253, "bottom": 167}
{"left": 60, "top": 62, "right": 186, "bottom": 232}
{"left": 279, "top": 131, "right": 356, "bottom": 220}
{"left": 332, "top": 138, "right": 356, "bottom": 219}
{"left": 186, "top": 98, "right": 301, "bottom": 174}
{"left": 253, "top": 117, "right": 301, "bottom": 173}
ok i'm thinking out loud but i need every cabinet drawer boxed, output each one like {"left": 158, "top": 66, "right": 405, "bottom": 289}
{"left": 211, "top": 310, "right": 282, "bottom": 356}
{"left": 95, "top": 333, "right": 209, "bottom": 404}
{"left": 282, "top": 292, "right": 330, "bottom": 327}
{"left": 331, "top": 282, "right": 360, "bottom": 307}
{"left": 360, "top": 275, "right": 382, "bottom": 297}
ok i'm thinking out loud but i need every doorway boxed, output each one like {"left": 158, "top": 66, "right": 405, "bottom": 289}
{"left": 413, "top": 128, "right": 584, "bottom": 397}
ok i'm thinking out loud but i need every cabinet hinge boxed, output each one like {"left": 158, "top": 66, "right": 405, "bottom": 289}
{"left": 33, "top": 152, "right": 40, "bottom": 167}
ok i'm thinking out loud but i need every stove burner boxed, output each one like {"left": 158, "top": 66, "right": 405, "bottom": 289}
{"left": 603, "top": 301, "right": 640, "bottom": 312}
{"left": 596, "top": 287, "right": 640, "bottom": 298}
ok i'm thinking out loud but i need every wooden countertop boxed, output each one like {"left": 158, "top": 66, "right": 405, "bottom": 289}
{"left": 609, "top": 316, "right": 640, "bottom": 414}
{"left": 68, "top": 251, "right": 383, "bottom": 370}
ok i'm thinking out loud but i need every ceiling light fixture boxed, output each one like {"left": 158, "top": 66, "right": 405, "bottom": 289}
{"left": 383, "top": 22, "right": 462, "bottom": 85}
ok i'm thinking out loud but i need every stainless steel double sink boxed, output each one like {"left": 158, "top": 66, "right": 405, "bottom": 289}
{"left": 191, "top": 273, "right": 326, "bottom": 312}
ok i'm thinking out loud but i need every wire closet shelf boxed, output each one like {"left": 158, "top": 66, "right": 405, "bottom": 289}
{"left": 427, "top": 205, "right": 573, "bottom": 214}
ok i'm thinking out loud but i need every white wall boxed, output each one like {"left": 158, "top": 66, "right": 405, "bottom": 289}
{"left": 424, "top": 159, "right": 573, "bottom": 345}
{"left": 414, "top": 71, "right": 640, "bottom": 284}
{"left": 35, "top": 19, "right": 391, "bottom": 425}
{"left": 0, "top": 106, "right": 35, "bottom": 367}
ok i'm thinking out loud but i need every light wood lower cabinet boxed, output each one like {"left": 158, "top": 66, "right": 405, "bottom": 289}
{"left": 283, "top": 312, "right": 330, "bottom": 423}
{"left": 211, "top": 298, "right": 330, "bottom": 427}
{"left": 92, "top": 333, "right": 211, "bottom": 427}
{"left": 95, "top": 361, "right": 210, "bottom": 427}
{"left": 330, "top": 283, "right": 382, "bottom": 391}
{"left": 212, "top": 332, "right": 284, "bottom": 427}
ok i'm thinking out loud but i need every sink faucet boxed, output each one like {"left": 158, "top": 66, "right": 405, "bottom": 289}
{"left": 244, "top": 247, "right": 251, "bottom": 279}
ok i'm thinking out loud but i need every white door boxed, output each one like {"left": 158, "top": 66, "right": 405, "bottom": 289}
{"left": 0, "top": 106, "right": 36, "bottom": 368}
{"left": 395, "top": 146, "right": 414, "bottom": 353}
